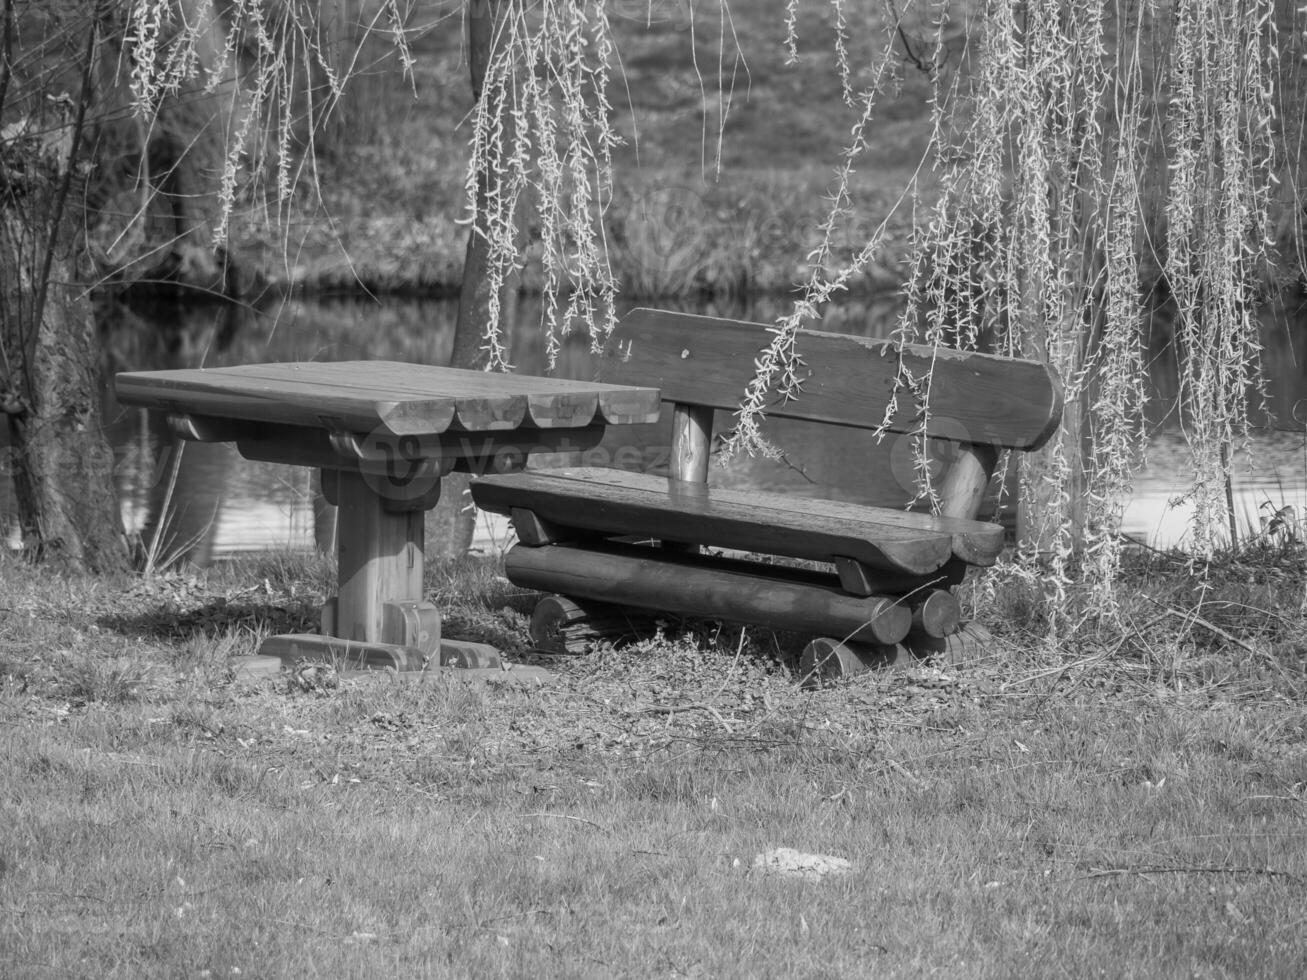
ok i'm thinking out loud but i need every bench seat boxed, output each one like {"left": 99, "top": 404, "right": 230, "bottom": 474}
{"left": 471, "top": 466, "right": 1003, "bottom": 577}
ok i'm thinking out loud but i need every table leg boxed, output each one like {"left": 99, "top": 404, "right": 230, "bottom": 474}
{"left": 334, "top": 470, "right": 422, "bottom": 638}
{"left": 259, "top": 468, "right": 500, "bottom": 675}
{"left": 325, "top": 469, "right": 440, "bottom": 648}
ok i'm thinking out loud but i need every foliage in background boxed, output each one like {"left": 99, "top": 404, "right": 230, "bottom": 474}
{"left": 0, "top": 1, "right": 414, "bottom": 570}
{"left": 77, "top": 0, "right": 628, "bottom": 364}
{"left": 114, "top": 0, "right": 416, "bottom": 270}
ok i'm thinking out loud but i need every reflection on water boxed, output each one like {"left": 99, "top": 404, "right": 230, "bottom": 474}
{"left": 1123, "top": 429, "right": 1307, "bottom": 550}
{"left": 3, "top": 292, "right": 1307, "bottom": 560}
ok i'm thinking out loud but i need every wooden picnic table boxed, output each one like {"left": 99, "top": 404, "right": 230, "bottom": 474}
{"left": 115, "top": 361, "right": 661, "bottom": 671}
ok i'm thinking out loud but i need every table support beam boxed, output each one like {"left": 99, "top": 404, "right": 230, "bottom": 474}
{"left": 327, "top": 469, "right": 432, "bottom": 645}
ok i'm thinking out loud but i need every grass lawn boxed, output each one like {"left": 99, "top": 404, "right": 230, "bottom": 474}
{"left": 2, "top": 548, "right": 1306, "bottom": 978}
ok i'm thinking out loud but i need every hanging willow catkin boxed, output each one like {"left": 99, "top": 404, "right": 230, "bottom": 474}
{"left": 727, "top": 0, "right": 1281, "bottom": 614}
{"left": 1164, "top": 0, "right": 1277, "bottom": 556}
{"left": 464, "top": 0, "right": 622, "bottom": 370}
{"left": 121, "top": 0, "right": 623, "bottom": 369}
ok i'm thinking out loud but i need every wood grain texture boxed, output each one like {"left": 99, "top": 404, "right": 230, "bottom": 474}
{"left": 833, "top": 556, "right": 879, "bottom": 596}
{"left": 166, "top": 413, "right": 248, "bottom": 443}
{"left": 528, "top": 595, "right": 657, "bottom": 654}
{"left": 117, "top": 368, "right": 449, "bottom": 435}
{"left": 332, "top": 470, "right": 425, "bottom": 644}
{"left": 504, "top": 541, "right": 913, "bottom": 645}
{"left": 908, "top": 589, "right": 962, "bottom": 639}
{"left": 600, "top": 309, "right": 1062, "bottom": 450}
{"left": 903, "top": 621, "right": 995, "bottom": 665}
{"left": 473, "top": 467, "right": 1004, "bottom": 572}
{"left": 116, "top": 361, "right": 660, "bottom": 436}
{"left": 670, "top": 403, "right": 713, "bottom": 483}
{"left": 254, "top": 361, "right": 662, "bottom": 427}
{"left": 527, "top": 540, "right": 963, "bottom": 597}
{"left": 936, "top": 442, "right": 999, "bottom": 521}
{"left": 260, "top": 633, "right": 421, "bottom": 672}
{"left": 510, "top": 507, "right": 572, "bottom": 546}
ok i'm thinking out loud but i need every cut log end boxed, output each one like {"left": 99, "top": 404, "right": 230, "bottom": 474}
{"left": 908, "top": 589, "right": 961, "bottom": 640}
{"left": 903, "top": 621, "right": 995, "bottom": 665}
{"left": 799, "top": 637, "right": 914, "bottom": 687}
{"left": 528, "top": 594, "right": 659, "bottom": 654}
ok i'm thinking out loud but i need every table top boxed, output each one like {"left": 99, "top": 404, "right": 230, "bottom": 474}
{"left": 115, "top": 361, "right": 663, "bottom": 436}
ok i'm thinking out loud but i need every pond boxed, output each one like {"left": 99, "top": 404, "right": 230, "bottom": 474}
{"left": 4, "top": 293, "right": 1307, "bottom": 561}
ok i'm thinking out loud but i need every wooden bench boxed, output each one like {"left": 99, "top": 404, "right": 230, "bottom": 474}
{"left": 470, "top": 309, "right": 1063, "bottom": 676}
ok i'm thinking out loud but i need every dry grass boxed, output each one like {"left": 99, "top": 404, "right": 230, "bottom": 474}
{"left": 2, "top": 548, "right": 1306, "bottom": 978}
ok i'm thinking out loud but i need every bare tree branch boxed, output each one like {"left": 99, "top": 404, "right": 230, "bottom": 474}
{"left": 895, "top": 24, "right": 935, "bottom": 79}
{"left": 29, "top": 1, "right": 101, "bottom": 387}
{"left": 0, "top": 0, "right": 13, "bottom": 120}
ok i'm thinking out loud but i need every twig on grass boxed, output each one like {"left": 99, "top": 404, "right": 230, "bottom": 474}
{"left": 1075, "top": 865, "right": 1301, "bottom": 883}
{"left": 706, "top": 628, "right": 747, "bottom": 707}
{"left": 1142, "top": 595, "right": 1258, "bottom": 654}
{"left": 1001, "top": 635, "right": 1129, "bottom": 692}
{"left": 883, "top": 757, "right": 922, "bottom": 785}
{"left": 633, "top": 701, "right": 733, "bottom": 732}
{"left": 522, "top": 812, "right": 609, "bottom": 833}
{"left": 478, "top": 907, "right": 557, "bottom": 927}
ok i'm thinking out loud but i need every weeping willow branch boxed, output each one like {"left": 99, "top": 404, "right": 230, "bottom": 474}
{"left": 40, "top": 0, "right": 1288, "bottom": 598}
{"left": 721, "top": 9, "right": 910, "bottom": 459}
{"left": 1164, "top": 0, "right": 1277, "bottom": 557}
{"left": 122, "top": 0, "right": 411, "bottom": 248}
{"left": 463, "top": 0, "right": 622, "bottom": 370}
{"left": 728, "top": 0, "right": 1281, "bottom": 613}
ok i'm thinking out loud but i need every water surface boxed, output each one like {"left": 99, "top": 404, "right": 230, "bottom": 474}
{"left": 5, "top": 294, "right": 1306, "bottom": 559}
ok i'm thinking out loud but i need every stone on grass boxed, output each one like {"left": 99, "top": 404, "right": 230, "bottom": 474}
{"left": 753, "top": 848, "right": 852, "bottom": 879}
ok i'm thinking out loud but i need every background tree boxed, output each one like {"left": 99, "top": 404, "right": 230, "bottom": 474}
{"left": 0, "top": 1, "right": 408, "bottom": 570}
{"left": 1, "top": 2, "right": 129, "bottom": 572}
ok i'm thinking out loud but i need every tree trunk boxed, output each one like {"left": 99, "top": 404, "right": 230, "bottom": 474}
{"left": 2, "top": 0, "right": 129, "bottom": 574}
{"left": 451, "top": 0, "right": 510, "bottom": 376}
{"left": 1, "top": 126, "right": 130, "bottom": 572}
{"left": 426, "top": 0, "right": 516, "bottom": 562}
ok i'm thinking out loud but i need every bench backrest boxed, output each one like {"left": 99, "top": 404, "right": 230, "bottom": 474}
{"left": 600, "top": 309, "right": 1062, "bottom": 452}
{"left": 597, "top": 308, "right": 1063, "bottom": 522}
